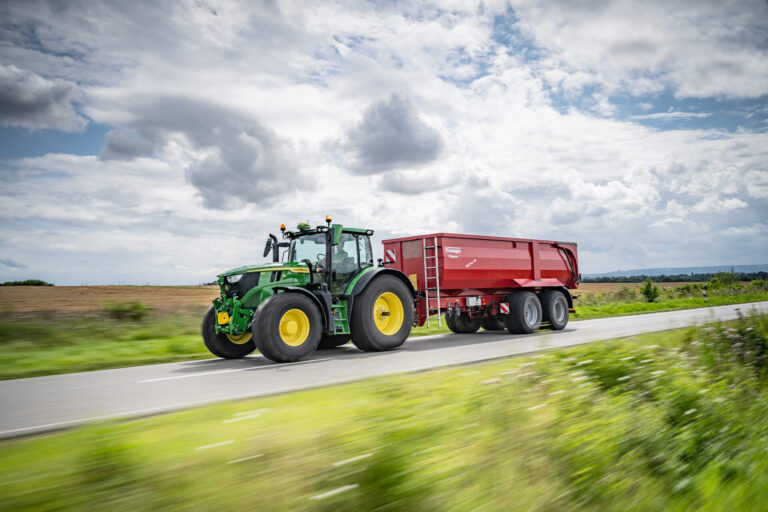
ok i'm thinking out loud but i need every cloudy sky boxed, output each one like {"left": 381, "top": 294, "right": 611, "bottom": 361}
{"left": 1, "top": 0, "right": 767, "bottom": 285}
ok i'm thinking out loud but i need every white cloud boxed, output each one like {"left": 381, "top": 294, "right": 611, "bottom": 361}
{"left": 512, "top": 0, "right": 768, "bottom": 99}
{"left": 631, "top": 112, "right": 711, "bottom": 121}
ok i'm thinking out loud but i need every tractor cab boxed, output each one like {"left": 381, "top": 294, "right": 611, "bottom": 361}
{"left": 273, "top": 220, "right": 374, "bottom": 293}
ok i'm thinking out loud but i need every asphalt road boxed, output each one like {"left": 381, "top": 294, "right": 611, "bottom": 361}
{"left": 2, "top": 302, "right": 766, "bottom": 439}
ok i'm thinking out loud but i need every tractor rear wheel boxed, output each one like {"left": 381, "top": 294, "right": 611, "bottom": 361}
{"left": 481, "top": 316, "right": 506, "bottom": 331}
{"left": 504, "top": 291, "right": 542, "bottom": 334}
{"left": 252, "top": 293, "right": 321, "bottom": 362}
{"left": 351, "top": 275, "right": 413, "bottom": 351}
{"left": 541, "top": 290, "right": 569, "bottom": 330}
{"left": 318, "top": 334, "right": 350, "bottom": 349}
{"left": 202, "top": 305, "right": 256, "bottom": 359}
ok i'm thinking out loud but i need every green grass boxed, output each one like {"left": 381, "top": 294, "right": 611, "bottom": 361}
{"left": 2, "top": 313, "right": 768, "bottom": 511}
{"left": 572, "top": 292, "right": 768, "bottom": 320}
{"left": 0, "top": 309, "right": 210, "bottom": 380}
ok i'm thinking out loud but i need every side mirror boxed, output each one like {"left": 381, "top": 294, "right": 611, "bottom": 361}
{"left": 265, "top": 233, "right": 279, "bottom": 262}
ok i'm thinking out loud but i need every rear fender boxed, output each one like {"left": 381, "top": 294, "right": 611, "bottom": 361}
{"left": 349, "top": 268, "right": 416, "bottom": 299}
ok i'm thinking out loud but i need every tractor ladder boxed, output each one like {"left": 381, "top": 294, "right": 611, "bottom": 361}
{"left": 422, "top": 236, "right": 442, "bottom": 328}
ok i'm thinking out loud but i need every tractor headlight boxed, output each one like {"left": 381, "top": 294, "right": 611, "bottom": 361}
{"left": 227, "top": 274, "right": 243, "bottom": 284}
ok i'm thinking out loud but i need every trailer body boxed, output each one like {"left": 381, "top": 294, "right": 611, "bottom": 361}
{"left": 382, "top": 233, "right": 579, "bottom": 327}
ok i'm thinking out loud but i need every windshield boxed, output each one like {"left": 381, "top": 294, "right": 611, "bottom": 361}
{"left": 289, "top": 233, "right": 327, "bottom": 266}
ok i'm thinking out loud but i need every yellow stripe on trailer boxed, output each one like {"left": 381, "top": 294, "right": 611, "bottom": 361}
{"left": 245, "top": 267, "right": 310, "bottom": 274}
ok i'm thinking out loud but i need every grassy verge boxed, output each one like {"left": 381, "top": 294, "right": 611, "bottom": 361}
{"left": 2, "top": 313, "right": 768, "bottom": 510}
{"left": 0, "top": 308, "right": 210, "bottom": 380}
{"left": 571, "top": 292, "right": 768, "bottom": 320}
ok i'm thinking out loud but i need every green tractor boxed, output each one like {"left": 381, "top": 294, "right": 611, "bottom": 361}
{"left": 202, "top": 217, "right": 415, "bottom": 362}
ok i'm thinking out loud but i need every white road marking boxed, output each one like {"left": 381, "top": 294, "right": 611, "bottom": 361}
{"left": 195, "top": 440, "right": 234, "bottom": 451}
{"left": 223, "top": 413, "right": 262, "bottom": 423}
{"left": 309, "top": 484, "right": 359, "bottom": 500}
{"left": 138, "top": 358, "right": 332, "bottom": 383}
{"left": 139, "top": 368, "right": 250, "bottom": 383}
{"left": 234, "top": 408, "right": 270, "bottom": 416}
{"left": 332, "top": 453, "right": 373, "bottom": 467}
{"left": 227, "top": 454, "right": 263, "bottom": 464}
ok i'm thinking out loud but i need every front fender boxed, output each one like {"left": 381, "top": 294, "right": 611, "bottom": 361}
{"left": 271, "top": 286, "right": 330, "bottom": 331}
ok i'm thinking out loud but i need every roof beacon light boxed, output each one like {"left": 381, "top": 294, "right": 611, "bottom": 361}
{"left": 280, "top": 223, "right": 286, "bottom": 232}
{"left": 326, "top": 214, "right": 332, "bottom": 226}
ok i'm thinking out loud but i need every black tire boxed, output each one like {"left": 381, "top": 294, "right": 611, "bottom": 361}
{"left": 318, "top": 334, "right": 351, "bottom": 349}
{"left": 453, "top": 313, "right": 480, "bottom": 333}
{"left": 541, "top": 290, "right": 569, "bottom": 330}
{"left": 351, "top": 275, "right": 413, "bottom": 352}
{"left": 201, "top": 304, "right": 256, "bottom": 359}
{"left": 481, "top": 316, "right": 506, "bottom": 331}
{"left": 252, "top": 293, "right": 321, "bottom": 362}
{"left": 445, "top": 313, "right": 460, "bottom": 333}
{"left": 504, "top": 291, "right": 542, "bottom": 334}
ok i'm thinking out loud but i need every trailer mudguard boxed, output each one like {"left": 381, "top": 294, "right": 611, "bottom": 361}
{"left": 271, "top": 286, "right": 331, "bottom": 331}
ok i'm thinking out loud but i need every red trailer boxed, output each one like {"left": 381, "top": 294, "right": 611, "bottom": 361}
{"left": 381, "top": 233, "right": 580, "bottom": 334}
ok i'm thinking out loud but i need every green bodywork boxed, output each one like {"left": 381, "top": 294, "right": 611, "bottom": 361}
{"left": 212, "top": 222, "right": 377, "bottom": 338}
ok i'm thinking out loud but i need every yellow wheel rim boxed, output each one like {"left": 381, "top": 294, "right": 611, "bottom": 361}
{"left": 373, "top": 292, "right": 404, "bottom": 336}
{"left": 279, "top": 308, "right": 310, "bottom": 347}
{"left": 226, "top": 331, "right": 253, "bottom": 345}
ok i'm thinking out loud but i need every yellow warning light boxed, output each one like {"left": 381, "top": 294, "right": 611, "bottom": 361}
{"left": 326, "top": 214, "right": 332, "bottom": 223}
{"left": 280, "top": 223, "right": 286, "bottom": 231}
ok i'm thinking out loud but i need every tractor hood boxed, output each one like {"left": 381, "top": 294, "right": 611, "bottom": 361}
{"left": 217, "top": 261, "right": 309, "bottom": 278}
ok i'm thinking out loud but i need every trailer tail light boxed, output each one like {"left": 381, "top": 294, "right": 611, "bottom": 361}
{"left": 466, "top": 296, "right": 482, "bottom": 307}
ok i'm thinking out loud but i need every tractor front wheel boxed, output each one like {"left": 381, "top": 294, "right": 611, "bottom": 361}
{"left": 351, "top": 275, "right": 413, "bottom": 351}
{"left": 202, "top": 305, "right": 256, "bottom": 359}
{"left": 252, "top": 293, "right": 321, "bottom": 362}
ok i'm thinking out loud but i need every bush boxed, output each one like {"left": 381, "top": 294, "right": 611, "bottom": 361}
{"left": 102, "top": 301, "right": 151, "bottom": 321}
{"left": 709, "top": 271, "right": 738, "bottom": 290}
{"left": 639, "top": 278, "right": 660, "bottom": 302}
{"left": 1, "top": 279, "right": 53, "bottom": 286}
{"left": 610, "top": 285, "right": 637, "bottom": 302}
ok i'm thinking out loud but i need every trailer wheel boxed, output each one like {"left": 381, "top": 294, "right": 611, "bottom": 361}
{"left": 504, "top": 291, "right": 542, "bottom": 334}
{"left": 351, "top": 275, "right": 413, "bottom": 351}
{"left": 252, "top": 293, "right": 321, "bottom": 362}
{"left": 541, "top": 290, "right": 569, "bottom": 330}
{"left": 201, "top": 305, "right": 256, "bottom": 359}
{"left": 318, "top": 334, "right": 350, "bottom": 349}
{"left": 481, "top": 317, "right": 506, "bottom": 331}
{"left": 453, "top": 313, "right": 480, "bottom": 333}
{"left": 445, "top": 314, "right": 460, "bottom": 333}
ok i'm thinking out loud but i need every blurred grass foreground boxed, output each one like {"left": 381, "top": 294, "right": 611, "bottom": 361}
{"left": 2, "top": 310, "right": 768, "bottom": 511}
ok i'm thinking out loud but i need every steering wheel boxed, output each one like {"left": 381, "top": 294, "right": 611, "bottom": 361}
{"left": 316, "top": 253, "right": 326, "bottom": 267}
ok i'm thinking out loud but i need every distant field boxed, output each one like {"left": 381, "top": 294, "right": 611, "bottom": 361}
{"left": 0, "top": 282, "right": 701, "bottom": 315}
{"left": 0, "top": 285, "right": 219, "bottom": 315}
{"left": 577, "top": 281, "right": 695, "bottom": 293}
